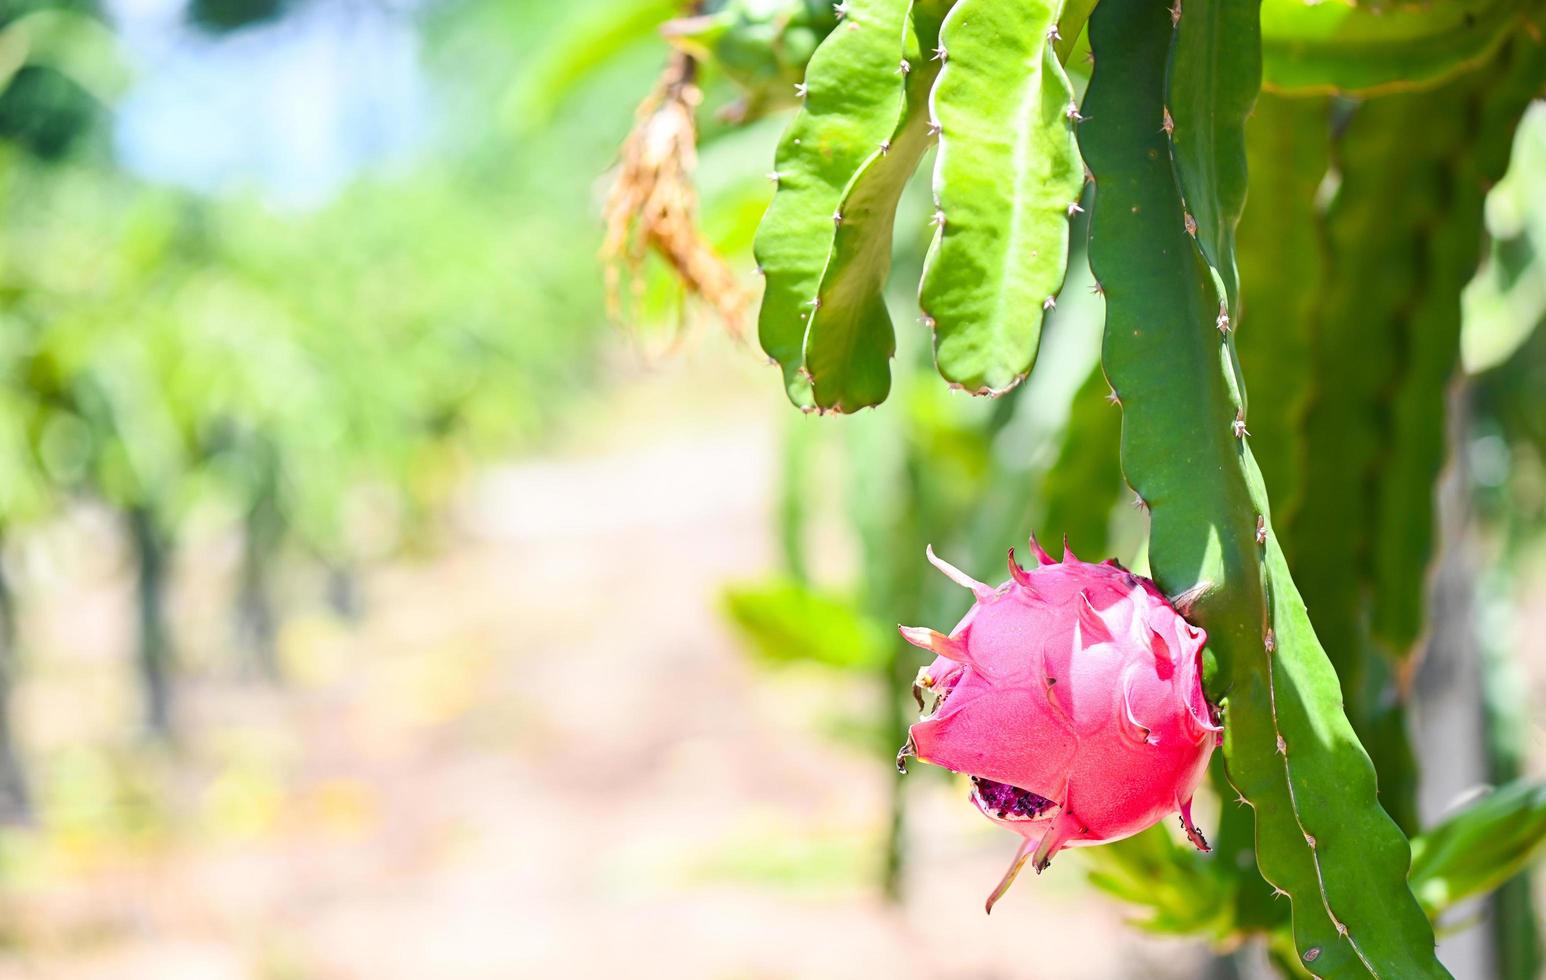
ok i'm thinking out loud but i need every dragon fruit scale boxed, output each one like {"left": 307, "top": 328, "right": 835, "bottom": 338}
{"left": 896, "top": 536, "right": 1221, "bottom": 912}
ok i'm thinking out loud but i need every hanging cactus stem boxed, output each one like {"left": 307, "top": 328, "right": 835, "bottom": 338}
{"left": 1082, "top": 0, "right": 1453, "bottom": 972}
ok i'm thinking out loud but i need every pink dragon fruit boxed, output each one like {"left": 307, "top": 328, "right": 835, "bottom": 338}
{"left": 896, "top": 536, "right": 1220, "bottom": 912}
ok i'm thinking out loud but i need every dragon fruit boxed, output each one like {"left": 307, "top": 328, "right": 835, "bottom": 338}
{"left": 897, "top": 536, "right": 1220, "bottom": 912}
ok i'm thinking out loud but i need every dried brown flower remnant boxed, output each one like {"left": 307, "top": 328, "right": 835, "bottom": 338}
{"left": 601, "top": 52, "right": 748, "bottom": 335}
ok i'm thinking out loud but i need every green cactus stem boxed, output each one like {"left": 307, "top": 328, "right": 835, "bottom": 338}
{"left": 1080, "top": 0, "right": 1448, "bottom": 974}
{"left": 1260, "top": 0, "right": 1524, "bottom": 96}
{"left": 802, "top": 0, "right": 953, "bottom": 411}
{"left": 917, "top": 0, "right": 1083, "bottom": 395}
{"left": 753, "top": 0, "right": 917, "bottom": 409}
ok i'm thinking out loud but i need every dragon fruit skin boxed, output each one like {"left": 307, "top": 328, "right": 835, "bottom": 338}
{"left": 899, "top": 537, "right": 1220, "bottom": 911}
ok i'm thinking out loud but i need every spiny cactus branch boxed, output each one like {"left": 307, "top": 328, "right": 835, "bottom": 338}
{"left": 1081, "top": 0, "right": 1448, "bottom": 974}
{"left": 917, "top": 0, "right": 1083, "bottom": 396}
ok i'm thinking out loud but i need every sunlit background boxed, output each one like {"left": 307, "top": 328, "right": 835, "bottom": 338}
{"left": 0, "top": 0, "right": 1537, "bottom": 976}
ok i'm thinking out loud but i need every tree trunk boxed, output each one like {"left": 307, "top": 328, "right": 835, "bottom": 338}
{"left": 129, "top": 506, "right": 174, "bottom": 738}
{"left": 325, "top": 561, "right": 361, "bottom": 622}
{"left": 0, "top": 548, "right": 32, "bottom": 824}
{"left": 236, "top": 491, "right": 283, "bottom": 682}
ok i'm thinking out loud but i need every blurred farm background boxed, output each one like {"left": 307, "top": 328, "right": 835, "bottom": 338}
{"left": 0, "top": 0, "right": 1535, "bottom": 977}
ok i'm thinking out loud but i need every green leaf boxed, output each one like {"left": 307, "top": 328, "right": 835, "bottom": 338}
{"left": 1409, "top": 782, "right": 1546, "bottom": 919}
{"left": 1269, "top": 81, "right": 1485, "bottom": 834}
{"left": 918, "top": 0, "right": 1083, "bottom": 393}
{"left": 664, "top": 0, "right": 839, "bottom": 121}
{"left": 1234, "top": 93, "right": 1328, "bottom": 521}
{"left": 1465, "top": 105, "right": 1546, "bottom": 373}
{"left": 1081, "top": 0, "right": 1448, "bottom": 975}
{"left": 4, "top": 9, "right": 128, "bottom": 102}
{"left": 1360, "top": 85, "right": 1481, "bottom": 661}
{"left": 1285, "top": 87, "right": 1419, "bottom": 743}
{"left": 1054, "top": 0, "right": 1098, "bottom": 64}
{"left": 507, "top": 0, "right": 681, "bottom": 132}
{"left": 1211, "top": 759, "right": 1288, "bottom": 934}
{"left": 803, "top": 0, "right": 952, "bottom": 411}
{"left": 1166, "top": 0, "right": 1258, "bottom": 316}
{"left": 1259, "top": 0, "right": 1524, "bottom": 96}
{"left": 1082, "top": 824, "right": 1233, "bottom": 937}
{"left": 754, "top": 0, "right": 916, "bottom": 408}
{"left": 720, "top": 577, "right": 890, "bottom": 671}
{"left": 1369, "top": 35, "right": 1546, "bottom": 660}
{"left": 1034, "top": 361, "right": 1124, "bottom": 556}
{"left": 1260, "top": 43, "right": 1546, "bottom": 844}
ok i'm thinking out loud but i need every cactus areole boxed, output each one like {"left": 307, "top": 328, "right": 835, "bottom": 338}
{"left": 897, "top": 537, "right": 1220, "bottom": 912}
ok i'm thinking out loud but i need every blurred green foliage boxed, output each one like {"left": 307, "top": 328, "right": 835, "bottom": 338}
{"left": 186, "top": 0, "right": 288, "bottom": 34}
{"left": 722, "top": 577, "right": 889, "bottom": 671}
{"left": 1409, "top": 782, "right": 1546, "bottom": 919}
{"left": 0, "top": 0, "right": 664, "bottom": 751}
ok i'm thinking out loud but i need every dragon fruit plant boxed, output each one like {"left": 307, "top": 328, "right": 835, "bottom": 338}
{"left": 597, "top": 0, "right": 1546, "bottom": 974}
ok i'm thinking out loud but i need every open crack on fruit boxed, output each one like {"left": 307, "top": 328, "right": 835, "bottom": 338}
{"left": 971, "top": 776, "right": 1056, "bottom": 822}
